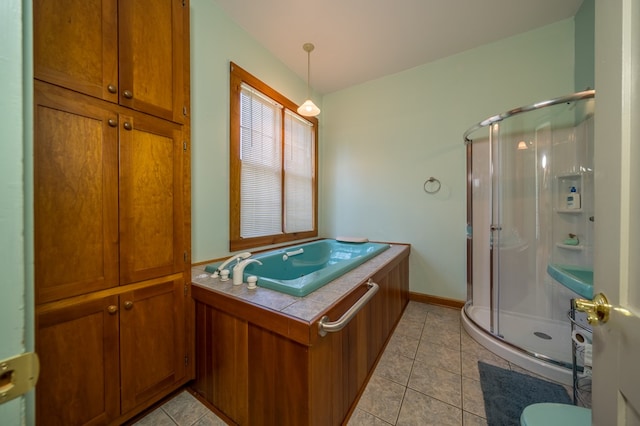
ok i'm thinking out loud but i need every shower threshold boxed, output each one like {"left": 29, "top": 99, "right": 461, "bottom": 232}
{"left": 462, "top": 303, "right": 573, "bottom": 386}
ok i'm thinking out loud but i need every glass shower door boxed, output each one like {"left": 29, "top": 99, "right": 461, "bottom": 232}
{"left": 491, "top": 104, "right": 575, "bottom": 364}
{"left": 464, "top": 91, "right": 595, "bottom": 380}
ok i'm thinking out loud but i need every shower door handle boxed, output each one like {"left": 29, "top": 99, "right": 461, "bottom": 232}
{"left": 490, "top": 225, "right": 502, "bottom": 231}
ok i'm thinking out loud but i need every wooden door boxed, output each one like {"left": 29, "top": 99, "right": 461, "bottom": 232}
{"left": 118, "top": 0, "right": 185, "bottom": 123}
{"left": 34, "top": 81, "right": 120, "bottom": 303}
{"left": 120, "top": 277, "right": 186, "bottom": 413}
{"left": 118, "top": 111, "right": 184, "bottom": 284}
{"left": 591, "top": 1, "right": 640, "bottom": 424}
{"left": 33, "top": 0, "right": 118, "bottom": 103}
{"left": 36, "top": 295, "right": 120, "bottom": 425}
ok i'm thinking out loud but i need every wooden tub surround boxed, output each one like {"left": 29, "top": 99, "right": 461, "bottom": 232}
{"left": 191, "top": 243, "right": 410, "bottom": 425}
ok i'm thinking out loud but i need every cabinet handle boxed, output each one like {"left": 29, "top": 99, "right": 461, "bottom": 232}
{"left": 123, "top": 122, "right": 133, "bottom": 131}
{"left": 107, "top": 84, "right": 117, "bottom": 94}
{"left": 124, "top": 301, "right": 133, "bottom": 310}
{"left": 107, "top": 305, "right": 118, "bottom": 315}
{"left": 123, "top": 90, "right": 133, "bottom": 99}
{"left": 107, "top": 119, "right": 117, "bottom": 127}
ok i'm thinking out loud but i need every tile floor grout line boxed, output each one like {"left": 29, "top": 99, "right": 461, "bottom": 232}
{"left": 160, "top": 407, "right": 181, "bottom": 426}
{"left": 188, "top": 412, "right": 207, "bottom": 426}
{"left": 393, "top": 385, "right": 410, "bottom": 425}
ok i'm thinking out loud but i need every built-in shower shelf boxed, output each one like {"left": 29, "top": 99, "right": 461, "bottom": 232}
{"left": 547, "top": 263, "right": 593, "bottom": 299}
{"left": 556, "top": 243, "right": 584, "bottom": 251}
{"left": 556, "top": 172, "right": 585, "bottom": 179}
{"left": 555, "top": 208, "right": 583, "bottom": 214}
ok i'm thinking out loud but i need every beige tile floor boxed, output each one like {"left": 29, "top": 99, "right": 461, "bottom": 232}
{"left": 134, "top": 301, "right": 571, "bottom": 426}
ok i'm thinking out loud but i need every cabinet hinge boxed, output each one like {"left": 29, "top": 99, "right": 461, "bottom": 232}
{"left": 183, "top": 105, "right": 187, "bottom": 116}
{"left": 185, "top": 355, "right": 189, "bottom": 366}
{"left": 183, "top": 141, "right": 187, "bottom": 152}
{"left": 184, "top": 283, "right": 188, "bottom": 297}
{"left": 184, "top": 251, "right": 189, "bottom": 262}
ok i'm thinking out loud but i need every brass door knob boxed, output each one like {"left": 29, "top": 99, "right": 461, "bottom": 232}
{"left": 575, "top": 293, "right": 610, "bottom": 325}
{"left": 124, "top": 301, "right": 133, "bottom": 310}
{"left": 107, "top": 118, "right": 117, "bottom": 127}
{"left": 107, "top": 84, "right": 117, "bottom": 94}
{"left": 107, "top": 305, "right": 118, "bottom": 314}
{"left": 123, "top": 90, "right": 133, "bottom": 99}
{"left": 123, "top": 122, "right": 132, "bottom": 131}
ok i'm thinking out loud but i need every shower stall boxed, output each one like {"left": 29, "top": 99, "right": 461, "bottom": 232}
{"left": 462, "top": 91, "right": 595, "bottom": 385}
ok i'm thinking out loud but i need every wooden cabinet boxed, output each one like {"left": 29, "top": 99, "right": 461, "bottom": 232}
{"left": 120, "top": 277, "right": 186, "bottom": 413}
{"left": 117, "top": 0, "right": 185, "bottom": 123}
{"left": 34, "top": 82, "right": 120, "bottom": 304}
{"left": 193, "top": 246, "right": 410, "bottom": 426}
{"left": 34, "top": 81, "right": 185, "bottom": 302}
{"left": 34, "top": 0, "right": 118, "bottom": 104}
{"left": 34, "top": 0, "right": 185, "bottom": 123}
{"left": 36, "top": 278, "right": 185, "bottom": 425}
{"left": 118, "top": 110, "right": 185, "bottom": 284}
{"left": 33, "top": 85, "right": 190, "bottom": 423}
{"left": 36, "top": 295, "right": 120, "bottom": 426}
{"left": 33, "top": 0, "right": 191, "bottom": 424}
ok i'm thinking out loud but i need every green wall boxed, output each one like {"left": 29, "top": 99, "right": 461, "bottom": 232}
{"left": 575, "top": 0, "right": 595, "bottom": 91}
{"left": 320, "top": 20, "right": 575, "bottom": 300}
{"left": 190, "top": 0, "right": 319, "bottom": 261}
{"left": 0, "top": 0, "right": 28, "bottom": 423}
{"left": 190, "top": 5, "right": 577, "bottom": 301}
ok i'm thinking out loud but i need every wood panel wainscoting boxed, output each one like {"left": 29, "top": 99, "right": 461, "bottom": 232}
{"left": 191, "top": 244, "right": 410, "bottom": 426}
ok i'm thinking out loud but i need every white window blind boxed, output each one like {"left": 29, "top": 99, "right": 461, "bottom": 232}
{"left": 240, "top": 84, "right": 283, "bottom": 238}
{"left": 284, "top": 110, "right": 314, "bottom": 233}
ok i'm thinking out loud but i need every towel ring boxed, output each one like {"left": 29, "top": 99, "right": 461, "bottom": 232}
{"left": 423, "top": 177, "right": 441, "bottom": 194}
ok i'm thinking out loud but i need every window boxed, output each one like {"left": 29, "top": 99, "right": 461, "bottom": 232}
{"left": 229, "top": 63, "right": 318, "bottom": 251}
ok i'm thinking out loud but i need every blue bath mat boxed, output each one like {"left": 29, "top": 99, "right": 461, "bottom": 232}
{"left": 478, "top": 361, "right": 572, "bottom": 426}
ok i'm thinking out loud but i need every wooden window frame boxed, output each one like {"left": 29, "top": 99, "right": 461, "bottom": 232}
{"left": 229, "top": 62, "right": 318, "bottom": 251}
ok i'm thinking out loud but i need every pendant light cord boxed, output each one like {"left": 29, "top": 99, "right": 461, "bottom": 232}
{"left": 306, "top": 49, "right": 311, "bottom": 98}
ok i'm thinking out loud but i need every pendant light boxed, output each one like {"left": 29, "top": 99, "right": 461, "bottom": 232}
{"left": 297, "top": 43, "right": 321, "bottom": 117}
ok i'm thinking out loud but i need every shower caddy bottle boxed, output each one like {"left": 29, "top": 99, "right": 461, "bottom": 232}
{"left": 567, "top": 186, "right": 581, "bottom": 209}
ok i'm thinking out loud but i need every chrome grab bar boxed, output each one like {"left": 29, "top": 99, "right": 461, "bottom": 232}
{"left": 317, "top": 280, "right": 379, "bottom": 337}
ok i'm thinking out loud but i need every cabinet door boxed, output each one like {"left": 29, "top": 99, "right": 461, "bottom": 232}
{"left": 118, "top": 112, "right": 185, "bottom": 284}
{"left": 36, "top": 296, "right": 120, "bottom": 425}
{"left": 34, "top": 82, "right": 120, "bottom": 303}
{"left": 34, "top": 0, "right": 118, "bottom": 103}
{"left": 118, "top": 0, "right": 185, "bottom": 123}
{"left": 120, "top": 278, "right": 186, "bottom": 413}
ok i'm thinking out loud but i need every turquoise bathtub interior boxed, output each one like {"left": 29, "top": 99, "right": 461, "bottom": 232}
{"left": 547, "top": 263, "right": 593, "bottom": 299}
{"left": 205, "top": 239, "right": 390, "bottom": 297}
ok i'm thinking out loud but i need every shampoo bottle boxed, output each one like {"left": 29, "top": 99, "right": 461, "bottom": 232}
{"left": 567, "top": 186, "right": 581, "bottom": 209}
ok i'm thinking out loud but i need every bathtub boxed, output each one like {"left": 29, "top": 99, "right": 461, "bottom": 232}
{"left": 205, "top": 239, "right": 390, "bottom": 296}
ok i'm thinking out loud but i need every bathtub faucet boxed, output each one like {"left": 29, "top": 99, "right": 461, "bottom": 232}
{"left": 233, "top": 258, "right": 263, "bottom": 285}
{"left": 212, "top": 252, "right": 252, "bottom": 278}
{"left": 283, "top": 248, "right": 304, "bottom": 261}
